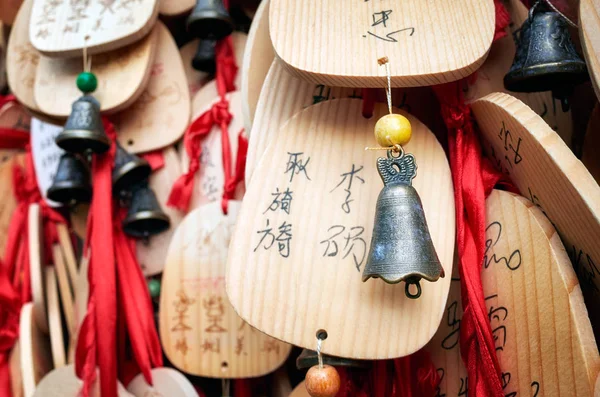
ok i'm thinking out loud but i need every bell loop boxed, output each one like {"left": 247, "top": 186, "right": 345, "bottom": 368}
{"left": 405, "top": 278, "right": 422, "bottom": 300}
{"left": 376, "top": 150, "right": 417, "bottom": 187}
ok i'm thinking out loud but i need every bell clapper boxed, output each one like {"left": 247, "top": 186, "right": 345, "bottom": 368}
{"left": 304, "top": 332, "right": 341, "bottom": 397}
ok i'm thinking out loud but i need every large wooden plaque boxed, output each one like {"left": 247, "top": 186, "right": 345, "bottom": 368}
{"left": 269, "top": 0, "right": 494, "bottom": 87}
{"left": 581, "top": 0, "right": 600, "bottom": 99}
{"left": 471, "top": 92, "right": 600, "bottom": 344}
{"left": 160, "top": 201, "right": 291, "bottom": 378}
{"left": 227, "top": 99, "right": 454, "bottom": 359}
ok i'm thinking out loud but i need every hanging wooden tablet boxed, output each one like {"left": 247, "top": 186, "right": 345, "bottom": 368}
{"left": 582, "top": 104, "right": 600, "bottom": 183}
{"left": 227, "top": 98, "right": 454, "bottom": 359}
{"left": 20, "top": 302, "right": 53, "bottom": 397}
{"left": 245, "top": 60, "right": 359, "bottom": 186}
{"left": 158, "top": 0, "right": 194, "bottom": 17}
{"left": 180, "top": 89, "right": 245, "bottom": 209}
{"left": 9, "top": 340, "right": 23, "bottom": 397}
{"left": 471, "top": 92, "right": 600, "bottom": 345}
{"left": 241, "top": 0, "right": 274, "bottom": 132}
{"left": 6, "top": 0, "right": 41, "bottom": 112}
{"left": 465, "top": 0, "right": 573, "bottom": 145}
{"left": 160, "top": 201, "right": 291, "bottom": 378}
{"left": 56, "top": 223, "right": 79, "bottom": 291}
{"left": 34, "top": 26, "right": 158, "bottom": 118}
{"left": 30, "top": 118, "right": 64, "bottom": 208}
{"left": 51, "top": 245, "right": 75, "bottom": 336}
{"left": 269, "top": 0, "right": 494, "bottom": 87}
{"left": 0, "top": 155, "right": 24, "bottom": 254}
{"left": 137, "top": 147, "right": 183, "bottom": 276}
{"left": 32, "top": 365, "right": 134, "bottom": 397}
{"left": 580, "top": 0, "right": 600, "bottom": 99}
{"left": 112, "top": 22, "right": 190, "bottom": 154}
{"left": 427, "top": 190, "right": 600, "bottom": 396}
{"left": 127, "top": 367, "right": 199, "bottom": 397}
{"left": 181, "top": 32, "right": 248, "bottom": 97}
{"left": 45, "top": 267, "right": 66, "bottom": 369}
{"left": 29, "top": 0, "right": 158, "bottom": 58}
{"left": 29, "top": 203, "right": 49, "bottom": 334}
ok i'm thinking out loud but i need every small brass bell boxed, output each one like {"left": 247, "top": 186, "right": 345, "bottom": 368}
{"left": 191, "top": 39, "right": 217, "bottom": 74}
{"left": 55, "top": 95, "right": 111, "bottom": 154}
{"left": 113, "top": 142, "right": 151, "bottom": 195}
{"left": 504, "top": 2, "right": 588, "bottom": 111}
{"left": 123, "top": 183, "right": 170, "bottom": 239}
{"left": 47, "top": 153, "right": 92, "bottom": 205}
{"left": 187, "top": 0, "right": 234, "bottom": 40}
{"left": 296, "top": 349, "right": 369, "bottom": 370}
{"left": 363, "top": 149, "right": 444, "bottom": 299}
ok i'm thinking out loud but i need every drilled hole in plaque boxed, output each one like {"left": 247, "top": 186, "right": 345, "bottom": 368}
{"left": 316, "top": 329, "right": 328, "bottom": 341}
{"left": 127, "top": 139, "right": 134, "bottom": 146}
{"left": 221, "top": 361, "right": 229, "bottom": 372}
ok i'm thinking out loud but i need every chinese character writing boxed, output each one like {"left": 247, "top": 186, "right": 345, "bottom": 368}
{"left": 285, "top": 152, "right": 311, "bottom": 182}
{"left": 497, "top": 121, "right": 523, "bottom": 166}
{"left": 203, "top": 295, "right": 227, "bottom": 333}
{"left": 485, "top": 294, "right": 508, "bottom": 352}
{"left": 261, "top": 340, "right": 280, "bottom": 354}
{"left": 200, "top": 338, "right": 221, "bottom": 354}
{"left": 264, "top": 187, "right": 293, "bottom": 214}
{"left": 372, "top": 10, "right": 392, "bottom": 27}
{"left": 254, "top": 220, "right": 293, "bottom": 258}
{"left": 440, "top": 300, "right": 461, "bottom": 350}
{"left": 331, "top": 164, "right": 365, "bottom": 214}
{"left": 235, "top": 336, "right": 245, "bottom": 356}
{"left": 320, "top": 225, "right": 367, "bottom": 271}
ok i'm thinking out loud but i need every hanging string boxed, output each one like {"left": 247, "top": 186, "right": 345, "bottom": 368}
{"left": 82, "top": 36, "right": 92, "bottom": 73}
{"left": 378, "top": 56, "right": 393, "bottom": 115}
{"left": 222, "top": 379, "right": 231, "bottom": 397}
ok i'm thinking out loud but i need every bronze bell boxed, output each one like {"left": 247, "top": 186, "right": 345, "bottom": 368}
{"left": 113, "top": 142, "right": 151, "bottom": 194}
{"left": 187, "top": 0, "right": 234, "bottom": 40}
{"left": 363, "top": 150, "right": 444, "bottom": 299}
{"left": 47, "top": 153, "right": 92, "bottom": 205}
{"left": 55, "top": 95, "right": 111, "bottom": 154}
{"left": 504, "top": 2, "right": 588, "bottom": 111}
{"left": 296, "top": 349, "right": 369, "bottom": 370}
{"left": 191, "top": 39, "right": 217, "bottom": 74}
{"left": 122, "top": 183, "right": 170, "bottom": 239}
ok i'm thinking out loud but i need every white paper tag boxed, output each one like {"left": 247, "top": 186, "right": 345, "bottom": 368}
{"left": 30, "top": 118, "right": 64, "bottom": 208}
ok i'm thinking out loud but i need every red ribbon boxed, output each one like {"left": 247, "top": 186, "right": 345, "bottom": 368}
{"left": 0, "top": 95, "right": 17, "bottom": 113}
{"left": 221, "top": 129, "right": 247, "bottom": 214}
{"left": 140, "top": 150, "right": 165, "bottom": 172}
{"left": 0, "top": 129, "right": 29, "bottom": 150}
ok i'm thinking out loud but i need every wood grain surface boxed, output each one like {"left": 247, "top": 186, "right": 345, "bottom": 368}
{"left": 51, "top": 244, "right": 75, "bottom": 337}
{"left": 32, "top": 365, "right": 133, "bottom": 397}
{"left": 20, "top": 302, "right": 52, "bottom": 397}
{"left": 471, "top": 92, "right": 600, "bottom": 346}
{"left": 158, "top": 0, "right": 194, "bottom": 17}
{"left": 29, "top": 0, "right": 158, "bottom": 58}
{"left": 241, "top": 0, "right": 274, "bottom": 132}
{"left": 427, "top": 190, "right": 600, "bottom": 396}
{"left": 45, "top": 267, "right": 66, "bottom": 369}
{"left": 160, "top": 201, "right": 291, "bottom": 378}
{"left": 0, "top": 155, "right": 23, "bottom": 255}
{"left": 269, "top": 0, "right": 494, "bottom": 87}
{"left": 29, "top": 203, "right": 48, "bottom": 334}
{"left": 580, "top": 0, "right": 600, "bottom": 100}
{"left": 127, "top": 367, "right": 199, "bottom": 397}
{"left": 34, "top": 26, "right": 158, "bottom": 118}
{"left": 113, "top": 22, "right": 190, "bottom": 154}
{"left": 227, "top": 98, "right": 454, "bottom": 359}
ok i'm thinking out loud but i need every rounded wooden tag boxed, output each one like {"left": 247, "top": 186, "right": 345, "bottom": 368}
{"left": 181, "top": 89, "right": 245, "bottom": 210}
{"left": 6, "top": 0, "right": 41, "bottom": 112}
{"left": 227, "top": 98, "right": 455, "bottom": 359}
{"left": 581, "top": 0, "right": 600, "bottom": 99}
{"left": 30, "top": 118, "right": 64, "bottom": 208}
{"left": 0, "top": 155, "right": 24, "bottom": 255}
{"left": 34, "top": 26, "right": 158, "bottom": 118}
{"left": 465, "top": 0, "right": 573, "bottom": 145}
{"left": 29, "top": 0, "right": 158, "bottom": 58}
{"left": 290, "top": 381, "right": 309, "bottom": 397}
{"left": 582, "top": 103, "right": 600, "bottom": 183}
{"left": 471, "top": 92, "right": 600, "bottom": 344}
{"left": 113, "top": 22, "right": 190, "bottom": 154}
{"left": 127, "top": 367, "right": 198, "bottom": 397}
{"left": 29, "top": 203, "right": 49, "bottom": 334}
{"left": 241, "top": 0, "right": 274, "bottom": 132}
{"left": 20, "top": 302, "right": 53, "bottom": 397}
{"left": 269, "top": 0, "right": 494, "bottom": 87}
{"left": 427, "top": 190, "right": 600, "bottom": 396}
{"left": 160, "top": 201, "right": 291, "bottom": 378}
{"left": 45, "top": 267, "right": 66, "bottom": 369}
{"left": 181, "top": 32, "right": 248, "bottom": 98}
{"left": 158, "top": 0, "right": 193, "bottom": 17}
{"left": 51, "top": 244, "right": 75, "bottom": 337}
{"left": 137, "top": 147, "right": 184, "bottom": 277}
{"left": 33, "top": 365, "right": 133, "bottom": 396}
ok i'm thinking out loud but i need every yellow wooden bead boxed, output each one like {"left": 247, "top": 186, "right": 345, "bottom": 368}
{"left": 374, "top": 113, "right": 412, "bottom": 147}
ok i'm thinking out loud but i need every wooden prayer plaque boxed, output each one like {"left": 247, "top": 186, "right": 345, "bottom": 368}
{"left": 581, "top": 0, "right": 600, "bottom": 99}
{"left": 113, "top": 22, "right": 190, "bottom": 154}
{"left": 29, "top": 0, "right": 158, "bottom": 58}
{"left": 34, "top": 27, "right": 158, "bottom": 118}
{"left": 127, "top": 367, "right": 199, "bottom": 397}
{"left": 0, "top": 155, "right": 24, "bottom": 255}
{"left": 427, "top": 190, "right": 600, "bottom": 396}
{"left": 52, "top": 244, "right": 75, "bottom": 336}
{"left": 6, "top": 0, "right": 41, "bottom": 112}
{"left": 241, "top": 0, "right": 274, "bottom": 132}
{"left": 471, "top": 92, "right": 600, "bottom": 345}
{"left": 160, "top": 201, "right": 291, "bottom": 378}
{"left": 269, "top": 0, "right": 494, "bottom": 87}
{"left": 158, "top": 0, "right": 194, "bottom": 17}
{"left": 29, "top": 203, "right": 48, "bottom": 334}
{"left": 30, "top": 118, "right": 64, "bottom": 208}
{"left": 227, "top": 98, "right": 455, "bottom": 359}
{"left": 20, "top": 302, "right": 53, "bottom": 397}
{"left": 465, "top": 0, "right": 573, "bottom": 145}
{"left": 137, "top": 147, "right": 184, "bottom": 277}
{"left": 45, "top": 267, "right": 66, "bottom": 369}
{"left": 33, "top": 365, "right": 134, "bottom": 397}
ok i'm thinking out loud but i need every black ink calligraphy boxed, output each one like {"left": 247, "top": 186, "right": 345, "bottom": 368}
{"left": 320, "top": 225, "right": 367, "bottom": 271}
{"left": 331, "top": 164, "right": 365, "bottom": 214}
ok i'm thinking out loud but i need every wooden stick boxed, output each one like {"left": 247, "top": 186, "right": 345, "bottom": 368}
{"left": 56, "top": 223, "right": 78, "bottom": 288}
{"left": 52, "top": 244, "right": 75, "bottom": 337}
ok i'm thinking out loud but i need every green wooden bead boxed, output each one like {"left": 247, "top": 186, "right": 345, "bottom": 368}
{"left": 147, "top": 278, "right": 161, "bottom": 298}
{"left": 76, "top": 72, "right": 98, "bottom": 93}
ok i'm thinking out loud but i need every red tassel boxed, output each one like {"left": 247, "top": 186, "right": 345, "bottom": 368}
{"left": 221, "top": 129, "right": 247, "bottom": 214}
{"left": 140, "top": 150, "right": 165, "bottom": 172}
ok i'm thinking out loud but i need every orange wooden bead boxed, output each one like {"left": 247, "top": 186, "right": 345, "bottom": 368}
{"left": 304, "top": 365, "right": 341, "bottom": 397}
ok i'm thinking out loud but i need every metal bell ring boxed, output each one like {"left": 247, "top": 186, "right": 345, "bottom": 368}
{"left": 296, "top": 349, "right": 370, "bottom": 370}
{"left": 112, "top": 142, "right": 151, "bottom": 195}
{"left": 187, "top": 0, "right": 234, "bottom": 40}
{"left": 122, "top": 183, "right": 170, "bottom": 239}
{"left": 362, "top": 149, "right": 445, "bottom": 299}
{"left": 47, "top": 153, "right": 92, "bottom": 205}
{"left": 504, "top": 1, "right": 588, "bottom": 111}
{"left": 55, "top": 95, "right": 111, "bottom": 154}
